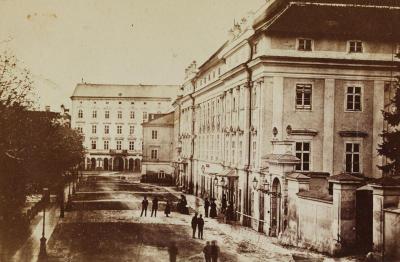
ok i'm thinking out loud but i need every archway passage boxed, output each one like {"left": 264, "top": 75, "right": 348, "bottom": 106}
{"left": 104, "top": 158, "right": 109, "bottom": 170}
{"left": 128, "top": 159, "right": 134, "bottom": 171}
{"left": 134, "top": 159, "right": 141, "bottom": 172}
{"left": 271, "top": 178, "right": 281, "bottom": 237}
{"left": 356, "top": 189, "right": 373, "bottom": 253}
{"left": 113, "top": 157, "right": 124, "bottom": 171}
{"left": 91, "top": 158, "right": 96, "bottom": 170}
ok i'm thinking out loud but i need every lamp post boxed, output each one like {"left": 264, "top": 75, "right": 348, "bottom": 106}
{"left": 39, "top": 188, "right": 47, "bottom": 258}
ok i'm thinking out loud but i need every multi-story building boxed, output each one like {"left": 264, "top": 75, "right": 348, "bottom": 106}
{"left": 176, "top": 0, "right": 400, "bottom": 239}
{"left": 141, "top": 112, "right": 175, "bottom": 182}
{"left": 70, "top": 83, "right": 179, "bottom": 171}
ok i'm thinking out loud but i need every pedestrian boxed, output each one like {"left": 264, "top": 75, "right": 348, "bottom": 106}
{"left": 225, "top": 202, "right": 234, "bottom": 222}
{"left": 197, "top": 214, "right": 204, "bottom": 239}
{"left": 140, "top": 196, "right": 148, "bottom": 217}
{"left": 151, "top": 196, "right": 159, "bottom": 217}
{"left": 211, "top": 240, "right": 220, "bottom": 262}
{"left": 210, "top": 199, "right": 217, "bottom": 218}
{"left": 221, "top": 194, "right": 227, "bottom": 214}
{"left": 165, "top": 200, "right": 171, "bottom": 217}
{"left": 204, "top": 198, "right": 210, "bottom": 218}
{"left": 203, "top": 241, "right": 212, "bottom": 262}
{"left": 191, "top": 212, "right": 198, "bottom": 238}
{"left": 168, "top": 241, "right": 178, "bottom": 262}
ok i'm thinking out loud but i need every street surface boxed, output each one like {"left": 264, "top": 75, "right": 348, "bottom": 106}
{"left": 34, "top": 172, "right": 351, "bottom": 262}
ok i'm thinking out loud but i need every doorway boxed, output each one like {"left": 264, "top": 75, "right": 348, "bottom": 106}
{"left": 356, "top": 189, "right": 373, "bottom": 253}
{"left": 114, "top": 157, "right": 124, "bottom": 171}
{"left": 271, "top": 178, "right": 281, "bottom": 237}
{"left": 129, "top": 159, "right": 134, "bottom": 171}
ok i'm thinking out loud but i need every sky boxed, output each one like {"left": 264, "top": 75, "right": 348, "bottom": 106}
{"left": 0, "top": 0, "right": 265, "bottom": 110}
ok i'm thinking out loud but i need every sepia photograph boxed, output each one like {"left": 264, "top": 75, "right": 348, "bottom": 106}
{"left": 0, "top": 0, "right": 400, "bottom": 261}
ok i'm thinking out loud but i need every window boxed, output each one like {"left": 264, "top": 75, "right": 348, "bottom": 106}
{"left": 116, "top": 140, "right": 122, "bottom": 150}
{"left": 117, "top": 125, "right": 122, "bottom": 134}
{"left": 129, "top": 141, "right": 135, "bottom": 151}
{"left": 151, "top": 149, "right": 158, "bottom": 159}
{"left": 117, "top": 111, "right": 122, "bottom": 119}
{"left": 298, "top": 38, "right": 312, "bottom": 51}
{"left": 345, "top": 143, "right": 360, "bottom": 173}
{"left": 143, "top": 112, "right": 148, "bottom": 120}
{"left": 78, "top": 109, "right": 83, "bottom": 118}
{"left": 104, "top": 125, "right": 109, "bottom": 134}
{"left": 296, "top": 84, "right": 312, "bottom": 109}
{"left": 92, "top": 125, "right": 97, "bottom": 134}
{"left": 252, "top": 141, "right": 257, "bottom": 167}
{"left": 92, "top": 110, "right": 97, "bottom": 118}
{"left": 104, "top": 140, "right": 109, "bottom": 150}
{"left": 130, "top": 111, "right": 135, "bottom": 119}
{"left": 158, "top": 171, "right": 165, "bottom": 179}
{"left": 295, "top": 142, "right": 311, "bottom": 171}
{"left": 152, "top": 130, "right": 157, "bottom": 139}
{"left": 105, "top": 110, "right": 109, "bottom": 119}
{"left": 91, "top": 140, "right": 96, "bottom": 149}
{"left": 346, "top": 86, "right": 362, "bottom": 111}
{"left": 130, "top": 125, "right": 135, "bottom": 135}
{"left": 348, "top": 41, "right": 363, "bottom": 53}
{"left": 77, "top": 127, "right": 83, "bottom": 133}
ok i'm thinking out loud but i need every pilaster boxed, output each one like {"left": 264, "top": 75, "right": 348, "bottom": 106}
{"left": 323, "top": 78, "right": 335, "bottom": 175}
{"left": 272, "top": 76, "right": 284, "bottom": 140}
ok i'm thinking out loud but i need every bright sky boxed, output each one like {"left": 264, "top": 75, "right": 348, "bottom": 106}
{"left": 0, "top": 0, "right": 264, "bottom": 110}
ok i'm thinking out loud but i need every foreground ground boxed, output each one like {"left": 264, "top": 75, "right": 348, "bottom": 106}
{"left": 11, "top": 172, "right": 364, "bottom": 261}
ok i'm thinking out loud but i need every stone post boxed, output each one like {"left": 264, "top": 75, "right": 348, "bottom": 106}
{"left": 329, "top": 173, "right": 362, "bottom": 256}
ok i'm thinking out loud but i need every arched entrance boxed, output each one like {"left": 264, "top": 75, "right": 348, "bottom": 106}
{"left": 90, "top": 158, "right": 96, "bottom": 170}
{"left": 104, "top": 158, "right": 109, "bottom": 170}
{"left": 129, "top": 159, "right": 134, "bottom": 171}
{"left": 271, "top": 178, "right": 281, "bottom": 237}
{"left": 114, "top": 157, "right": 124, "bottom": 171}
{"left": 134, "top": 159, "right": 141, "bottom": 172}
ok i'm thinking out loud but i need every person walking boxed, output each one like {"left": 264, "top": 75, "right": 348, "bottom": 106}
{"left": 204, "top": 198, "right": 210, "bottom": 218}
{"left": 197, "top": 214, "right": 204, "bottom": 239}
{"left": 221, "top": 194, "right": 227, "bottom": 214}
{"left": 191, "top": 212, "right": 198, "bottom": 238}
{"left": 165, "top": 200, "right": 171, "bottom": 217}
{"left": 140, "top": 196, "right": 149, "bottom": 217}
{"left": 211, "top": 240, "right": 220, "bottom": 262}
{"left": 203, "top": 241, "right": 212, "bottom": 262}
{"left": 168, "top": 241, "right": 178, "bottom": 262}
{"left": 151, "top": 196, "right": 159, "bottom": 217}
{"left": 210, "top": 199, "right": 217, "bottom": 218}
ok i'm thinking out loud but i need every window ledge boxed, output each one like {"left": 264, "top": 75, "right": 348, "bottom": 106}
{"left": 338, "top": 130, "right": 368, "bottom": 138}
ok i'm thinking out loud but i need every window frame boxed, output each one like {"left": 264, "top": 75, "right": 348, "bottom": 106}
{"left": 152, "top": 130, "right": 158, "bottom": 139}
{"left": 129, "top": 141, "right": 135, "bottom": 151}
{"left": 345, "top": 84, "right": 363, "bottom": 112}
{"left": 117, "top": 125, "right": 122, "bottom": 134}
{"left": 130, "top": 111, "right": 135, "bottom": 119}
{"left": 105, "top": 110, "right": 110, "bottom": 119}
{"left": 104, "top": 125, "right": 109, "bottom": 134}
{"left": 297, "top": 38, "right": 313, "bottom": 51}
{"left": 92, "top": 125, "right": 97, "bottom": 134}
{"left": 104, "top": 140, "right": 109, "bottom": 150}
{"left": 295, "top": 83, "right": 313, "bottom": 110}
{"left": 92, "top": 110, "right": 97, "bottom": 118}
{"left": 348, "top": 40, "right": 363, "bottom": 53}
{"left": 116, "top": 140, "right": 122, "bottom": 150}
{"left": 151, "top": 149, "right": 158, "bottom": 159}
{"left": 295, "top": 141, "right": 311, "bottom": 171}
{"left": 117, "top": 111, "right": 122, "bottom": 119}
{"left": 78, "top": 109, "right": 83, "bottom": 118}
{"left": 91, "top": 140, "right": 97, "bottom": 149}
{"left": 344, "top": 141, "right": 362, "bottom": 174}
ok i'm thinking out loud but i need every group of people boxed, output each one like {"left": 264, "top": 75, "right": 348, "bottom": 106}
{"left": 203, "top": 194, "right": 235, "bottom": 221}
{"left": 191, "top": 212, "right": 205, "bottom": 239}
{"left": 168, "top": 240, "right": 220, "bottom": 262}
{"left": 140, "top": 195, "right": 172, "bottom": 217}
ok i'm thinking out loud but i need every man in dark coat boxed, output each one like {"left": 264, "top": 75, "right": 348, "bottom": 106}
{"left": 197, "top": 214, "right": 204, "bottom": 239}
{"left": 191, "top": 212, "right": 198, "bottom": 238}
{"left": 203, "top": 241, "right": 212, "bottom": 262}
{"left": 140, "top": 196, "right": 148, "bottom": 217}
{"left": 168, "top": 241, "right": 178, "bottom": 262}
{"left": 210, "top": 199, "right": 217, "bottom": 218}
{"left": 165, "top": 200, "right": 171, "bottom": 217}
{"left": 211, "top": 240, "right": 220, "bottom": 262}
{"left": 151, "top": 196, "right": 159, "bottom": 217}
{"left": 204, "top": 198, "right": 210, "bottom": 218}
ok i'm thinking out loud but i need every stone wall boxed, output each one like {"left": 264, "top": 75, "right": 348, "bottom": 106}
{"left": 384, "top": 208, "right": 400, "bottom": 261}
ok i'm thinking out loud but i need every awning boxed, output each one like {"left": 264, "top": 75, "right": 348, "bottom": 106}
{"left": 216, "top": 169, "right": 238, "bottom": 178}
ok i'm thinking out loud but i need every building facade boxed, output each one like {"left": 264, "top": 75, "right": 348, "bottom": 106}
{"left": 70, "top": 83, "right": 179, "bottom": 171}
{"left": 175, "top": 0, "right": 400, "bottom": 240}
{"left": 141, "top": 112, "right": 175, "bottom": 182}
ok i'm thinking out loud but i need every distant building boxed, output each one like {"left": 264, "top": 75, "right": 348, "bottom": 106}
{"left": 70, "top": 83, "right": 179, "bottom": 171}
{"left": 141, "top": 112, "right": 175, "bottom": 183}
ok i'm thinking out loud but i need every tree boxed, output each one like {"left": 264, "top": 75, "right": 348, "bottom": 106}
{"left": 378, "top": 76, "right": 400, "bottom": 175}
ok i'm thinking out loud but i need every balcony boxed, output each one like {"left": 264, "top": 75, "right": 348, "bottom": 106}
{"left": 109, "top": 149, "right": 128, "bottom": 156}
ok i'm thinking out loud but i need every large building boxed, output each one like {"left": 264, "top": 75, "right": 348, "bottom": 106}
{"left": 174, "top": 0, "right": 400, "bottom": 242}
{"left": 70, "top": 83, "right": 179, "bottom": 171}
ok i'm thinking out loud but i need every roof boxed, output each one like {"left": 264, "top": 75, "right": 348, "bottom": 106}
{"left": 253, "top": 0, "right": 400, "bottom": 40}
{"left": 71, "top": 83, "right": 180, "bottom": 99}
{"left": 142, "top": 112, "right": 174, "bottom": 126}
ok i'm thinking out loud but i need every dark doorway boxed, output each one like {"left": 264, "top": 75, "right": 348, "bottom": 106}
{"left": 104, "top": 158, "right": 109, "bottom": 170}
{"left": 271, "top": 178, "right": 281, "bottom": 237}
{"left": 259, "top": 193, "right": 265, "bottom": 233}
{"left": 114, "top": 157, "right": 124, "bottom": 171}
{"left": 134, "top": 159, "right": 141, "bottom": 172}
{"left": 91, "top": 158, "right": 96, "bottom": 170}
{"left": 356, "top": 189, "right": 373, "bottom": 253}
{"left": 128, "top": 159, "right": 134, "bottom": 171}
